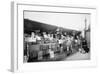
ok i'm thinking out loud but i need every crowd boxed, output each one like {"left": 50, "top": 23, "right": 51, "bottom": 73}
{"left": 24, "top": 30, "right": 89, "bottom": 62}
{"left": 25, "top": 31, "right": 81, "bottom": 44}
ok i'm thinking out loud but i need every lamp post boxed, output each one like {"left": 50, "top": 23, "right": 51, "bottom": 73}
{"left": 84, "top": 18, "right": 87, "bottom": 39}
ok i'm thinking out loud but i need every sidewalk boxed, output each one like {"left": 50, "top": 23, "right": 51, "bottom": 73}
{"left": 64, "top": 52, "right": 90, "bottom": 60}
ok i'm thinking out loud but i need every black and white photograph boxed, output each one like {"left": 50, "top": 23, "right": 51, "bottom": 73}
{"left": 10, "top": 1, "right": 97, "bottom": 72}
{"left": 23, "top": 10, "right": 91, "bottom": 63}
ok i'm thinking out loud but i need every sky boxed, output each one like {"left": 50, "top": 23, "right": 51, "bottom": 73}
{"left": 24, "top": 11, "right": 90, "bottom": 31}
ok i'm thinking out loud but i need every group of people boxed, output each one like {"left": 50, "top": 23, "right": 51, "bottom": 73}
{"left": 24, "top": 30, "right": 90, "bottom": 62}
{"left": 24, "top": 30, "right": 86, "bottom": 53}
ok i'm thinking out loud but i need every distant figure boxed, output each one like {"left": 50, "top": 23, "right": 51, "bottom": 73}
{"left": 25, "top": 32, "right": 36, "bottom": 43}
{"left": 66, "top": 35, "right": 71, "bottom": 51}
{"left": 82, "top": 39, "right": 89, "bottom": 53}
{"left": 31, "top": 32, "right": 37, "bottom": 43}
{"left": 36, "top": 34, "right": 41, "bottom": 41}
{"left": 43, "top": 32, "right": 48, "bottom": 39}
